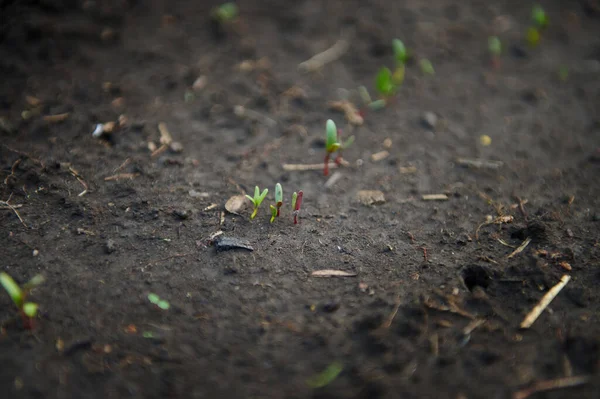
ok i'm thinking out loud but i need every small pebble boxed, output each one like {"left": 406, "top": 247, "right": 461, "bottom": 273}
{"left": 421, "top": 112, "right": 438, "bottom": 130}
{"left": 173, "top": 209, "right": 189, "bottom": 220}
{"left": 105, "top": 239, "right": 116, "bottom": 254}
{"left": 32, "top": 249, "right": 39, "bottom": 257}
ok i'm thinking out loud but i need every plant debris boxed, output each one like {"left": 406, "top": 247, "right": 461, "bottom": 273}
{"left": 213, "top": 236, "right": 254, "bottom": 252}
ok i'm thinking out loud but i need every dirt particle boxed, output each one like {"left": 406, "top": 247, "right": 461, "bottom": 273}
{"left": 105, "top": 239, "right": 117, "bottom": 254}
{"left": 421, "top": 112, "right": 438, "bottom": 130}
{"left": 357, "top": 190, "right": 386, "bottom": 206}
{"left": 173, "top": 209, "right": 189, "bottom": 220}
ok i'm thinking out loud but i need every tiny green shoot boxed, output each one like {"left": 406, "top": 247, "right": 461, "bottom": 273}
{"left": 212, "top": 2, "right": 238, "bottom": 23}
{"left": 306, "top": 361, "right": 343, "bottom": 388}
{"left": 358, "top": 86, "right": 372, "bottom": 105}
{"left": 375, "top": 67, "right": 396, "bottom": 97}
{"left": 245, "top": 186, "right": 269, "bottom": 219}
{"left": 368, "top": 99, "right": 387, "bottom": 111}
{"left": 532, "top": 5, "right": 548, "bottom": 29}
{"left": 324, "top": 119, "right": 353, "bottom": 176}
{"left": 269, "top": 205, "right": 277, "bottom": 223}
{"left": 526, "top": 26, "right": 540, "bottom": 47}
{"left": 488, "top": 36, "right": 501, "bottom": 57}
{"left": 0, "top": 272, "right": 45, "bottom": 329}
{"left": 392, "top": 39, "right": 408, "bottom": 65}
{"left": 558, "top": 66, "right": 569, "bottom": 82}
{"left": 292, "top": 190, "right": 303, "bottom": 225}
{"left": 148, "top": 293, "right": 170, "bottom": 310}
{"left": 419, "top": 59, "right": 435, "bottom": 75}
{"left": 275, "top": 182, "right": 283, "bottom": 216}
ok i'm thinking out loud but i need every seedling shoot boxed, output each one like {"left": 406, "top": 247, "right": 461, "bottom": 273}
{"left": 211, "top": 2, "right": 238, "bottom": 23}
{"left": 292, "top": 190, "right": 303, "bottom": 224}
{"left": 0, "top": 272, "right": 45, "bottom": 329}
{"left": 323, "top": 119, "right": 354, "bottom": 176}
{"left": 148, "top": 293, "right": 170, "bottom": 310}
{"left": 488, "top": 36, "right": 502, "bottom": 68}
{"left": 245, "top": 186, "right": 269, "bottom": 220}
{"left": 275, "top": 183, "right": 283, "bottom": 216}
{"left": 419, "top": 59, "right": 435, "bottom": 75}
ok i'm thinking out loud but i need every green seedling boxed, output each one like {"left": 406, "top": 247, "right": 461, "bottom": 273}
{"left": 558, "top": 66, "right": 569, "bottom": 82}
{"left": 211, "top": 2, "right": 238, "bottom": 23}
{"left": 275, "top": 183, "right": 283, "bottom": 216}
{"left": 306, "top": 361, "right": 343, "bottom": 388}
{"left": 245, "top": 186, "right": 269, "bottom": 219}
{"left": 488, "top": 36, "right": 502, "bottom": 68}
{"left": 368, "top": 99, "right": 387, "bottom": 111}
{"left": 292, "top": 190, "right": 303, "bottom": 224}
{"left": 0, "top": 272, "right": 44, "bottom": 329}
{"left": 392, "top": 39, "right": 409, "bottom": 65}
{"left": 526, "top": 26, "right": 540, "bottom": 47}
{"left": 532, "top": 5, "right": 548, "bottom": 29}
{"left": 419, "top": 59, "right": 435, "bottom": 75}
{"left": 147, "top": 293, "right": 170, "bottom": 310}
{"left": 376, "top": 67, "right": 397, "bottom": 98}
{"left": 324, "top": 119, "right": 354, "bottom": 176}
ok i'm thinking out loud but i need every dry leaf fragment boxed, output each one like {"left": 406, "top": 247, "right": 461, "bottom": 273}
{"left": 225, "top": 195, "right": 248, "bottom": 215}
{"left": 371, "top": 151, "right": 390, "bottom": 162}
{"left": 312, "top": 270, "right": 357, "bottom": 277}
{"left": 357, "top": 190, "right": 386, "bottom": 205}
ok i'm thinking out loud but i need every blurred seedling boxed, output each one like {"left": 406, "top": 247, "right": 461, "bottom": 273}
{"left": 324, "top": 119, "right": 354, "bottom": 176}
{"left": 488, "top": 36, "right": 502, "bottom": 68}
{"left": 147, "top": 293, "right": 170, "bottom": 310}
{"left": 211, "top": 2, "right": 238, "bottom": 23}
{"left": 292, "top": 190, "right": 303, "bottom": 225}
{"left": 527, "top": 5, "right": 548, "bottom": 47}
{"left": 419, "top": 59, "right": 435, "bottom": 75}
{"left": 558, "top": 66, "right": 569, "bottom": 82}
{"left": 245, "top": 186, "right": 269, "bottom": 220}
{"left": 0, "top": 272, "right": 44, "bottom": 329}
{"left": 270, "top": 183, "right": 283, "bottom": 223}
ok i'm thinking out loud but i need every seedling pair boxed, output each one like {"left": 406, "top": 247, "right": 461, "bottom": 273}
{"left": 148, "top": 293, "right": 170, "bottom": 310}
{"left": 324, "top": 119, "right": 354, "bottom": 176}
{"left": 0, "top": 272, "right": 44, "bottom": 329}
{"left": 246, "top": 183, "right": 304, "bottom": 224}
{"left": 527, "top": 5, "right": 548, "bottom": 47}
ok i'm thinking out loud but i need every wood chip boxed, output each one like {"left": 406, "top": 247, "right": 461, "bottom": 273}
{"left": 312, "top": 270, "right": 357, "bottom": 277}
{"left": 456, "top": 158, "right": 503, "bottom": 169}
{"left": 225, "top": 195, "right": 248, "bottom": 215}
{"left": 507, "top": 237, "right": 532, "bottom": 259}
{"left": 158, "top": 122, "right": 173, "bottom": 145}
{"left": 520, "top": 274, "right": 571, "bottom": 329}
{"left": 43, "top": 113, "right": 69, "bottom": 123}
{"left": 399, "top": 165, "right": 417, "bottom": 174}
{"left": 371, "top": 151, "right": 389, "bottom": 162}
{"left": 422, "top": 194, "right": 448, "bottom": 201}
{"left": 357, "top": 190, "right": 386, "bottom": 205}
{"left": 328, "top": 100, "right": 363, "bottom": 125}
{"left": 283, "top": 159, "right": 350, "bottom": 171}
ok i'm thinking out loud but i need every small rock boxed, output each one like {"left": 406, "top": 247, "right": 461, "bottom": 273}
{"left": 321, "top": 302, "right": 340, "bottom": 313}
{"left": 173, "top": 209, "right": 189, "bottom": 220}
{"left": 32, "top": 249, "right": 39, "bottom": 257}
{"left": 189, "top": 190, "right": 210, "bottom": 198}
{"left": 192, "top": 75, "right": 208, "bottom": 91}
{"left": 357, "top": 190, "right": 386, "bottom": 206}
{"left": 170, "top": 142, "right": 184, "bottom": 153}
{"left": 105, "top": 239, "right": 116, "bottom": 254}
{"left": 421, "top": 112, "right": 438, "bottom": 130}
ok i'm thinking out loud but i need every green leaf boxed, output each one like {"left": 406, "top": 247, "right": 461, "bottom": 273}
{"left": 245, "top": 194, "right": 256, "bottom": 205}
{"left": 532, "top": 5, "right": 548, "bottom": 28}
{"left": 275, "top": 183, "right": 283, "bottom": 205}
{"left": 143, "top": 331, "right": 154, "bottom": 338}
{"left": 306, "top": 361, "right": 343, "bottom": 388}
{"left": 22, "top": 274, "right": 45, "bottom": 292}
{"left": 325, "top": 119, "right": 338, "bottom": 153}
{"left": 392, "top": 64, "right": 405, "bottom": 85}
{"left": 292, "top": 192, "right": 298, "bottom": 211}
{"left": 419, "top": 59, "right": 435, "bottom": 75}
{"left": 157, "top": 300, "right": 170, "bottom": 310}
{"left": 254, "top": 186, "right": 259, "bottom": 200}
{"left": 213, "top": 3, "right": 238, "bottom": 22}
{"left": 368, "top": 99, "right": 387, "bottom": 111}
{"left": 488, "top": 36, "right": 501, "bottom": 56}
{"left": 342, "top": 135, "right": 354, "bottom": 149}
{"left": 375, "top": 67, "right": 395, "bottom": 96}
{"left": 358, "top": 86, "right": 371, "bottom": 105}
{"left": 148, "top": 293, "right": 160, "bottom": 304}
{"left": 526, "top": 27, "right": 540, "bottom": 47}
{"left": 23, "top": 302, "right": 38, "bottom": 318}
{"left": 392, "top": 39, "right": 407, "bottom": 64}
{"left": 0, "top": 272, "right": 23, "bottom": 307}
{"left": 257, "top": 188, "right": 268, "bottom": 206}
{"left": 270, "top": 205, "right": 277, "bottom": 223}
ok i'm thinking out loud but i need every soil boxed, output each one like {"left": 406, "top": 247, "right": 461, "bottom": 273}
{"left": 1, "top": 0, "right": 600, "bottom": 398}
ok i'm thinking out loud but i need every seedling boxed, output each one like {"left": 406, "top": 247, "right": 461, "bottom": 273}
{"left": 292, "top": 190, "right": 303, "bottom": 224}
{"left": 324, "top": 119, "right": 354, "bottom": 176}
{"left": 275, "top": 183, "right": 283, "bottom": 216}
{"left": 392, "top": 39, "right": 409, "bottom": 65}
{"left": 558, "top": 66, "right": 569, "bottom": 82}
{"left": 526, "top": 26, "right": 540, "bottom": 47}
{"left": 0, "top": 272, "right": 44, "bottom": 329}
{"left": 148, "top": 293, "right": 170, "bottom": 310}
{"left": 532, "top": 5, "right": 548, "bottom": 29}
{"left": 245, "top": 186, "right": 269, "bottom": 219}
{"left": 419, "top": 59, "right": 435, "bottom": 75}
{"left": 375, "top": 67, "right": 397, "bottom": 98}
{"left": 488, "top": 36, "right": 502, "bottom": 68}
{"left": 211, "top": 2, "right": 238, "bottom": 23}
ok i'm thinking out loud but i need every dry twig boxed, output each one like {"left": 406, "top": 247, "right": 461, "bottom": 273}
{"left": 298, "top": 39, "right": 349, "bottom": 72}
{"left": 520, "top": 274, "right": 571, "bottom": 329}
{"left": 507, "top": 237, "right": 532, "bottom": 259}
{"left": 0, "top": 194, "right": 27, "bottom": 228}
{"left": 68, "top": 166, "right": 88, "bottom": 197}
{"left": 513, "top": 375, "right": 590, "bottom": 399}
{"left": 283, "top": 159, "right": 350, "bottom": 172}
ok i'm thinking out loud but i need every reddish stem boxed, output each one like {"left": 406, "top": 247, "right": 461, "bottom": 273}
{"left": 334, "top": 154, "right": 342, "bottom": 165}
{"left": 293, "top": 190, "right": 303, "bottom": 225}
{"left": 324, "top": 153, "right": 330, "bottom": 176}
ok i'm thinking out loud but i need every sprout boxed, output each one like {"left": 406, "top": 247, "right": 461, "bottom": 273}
{"left": 392, "top": 39, "right": 408, "bottom": 65}
{"left": 269, "top": 205, "right": 277, "bottom": 223}
{"left": 0, "top": 272, "right": 45, "bottom": 329}
{"left": 148, "top": 293, "right": 170, "bottom": 310}
{"left": 323, "top": 120, "right": 354, "bottom": 176}
{"left": 532, "top": 5, "right": 548, "bottom": 29}
{"left": 419, "top": 59, "right": 435, "bottom": 75}
{"left": 358, "top": 86, "right": 372, "bottom": 105}
{"left": 375, "top": 67, "right": 396, "bottom": 97}
{"left": 292, "top": 190, "right": 303, "bottom": 225}
{"left": 275, "top": 183, "right": 283, "bottom": 216}
{"left": 212, "top": 2, "right": 238, "bottom": 23}
{"left": 488, "top": 36, "right": 502, "bottom": 57}
{"left": 245, "top": 186, "right": 269, "bottom": 220}
{"left": 526, "top": 27, "right": 540, "bottom": 47}
{"left": 306, "top": 361, "right": 343, "bottom": 388}
{"left": 368, "top": 99, "right": 387, "bottom": 111}
{"left": 558, "top": 66, "right": 569, "bottom": 82}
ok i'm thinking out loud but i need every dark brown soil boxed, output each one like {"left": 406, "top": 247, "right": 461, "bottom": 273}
{"left": 1, "top": 1, "right": 600, "bottom": 398}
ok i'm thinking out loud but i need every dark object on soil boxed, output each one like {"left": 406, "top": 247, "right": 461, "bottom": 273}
{"left": 105, "top": 239, "right": 117, "bottom": 254}
{"left": 214, "top": 236, "right": 254, "bottom": 252}
{"left": 321, "top": 301, "right": 340, "bottom": 313}
{"left": 581, "top": 0, "right": 600, "bottom": 18}
{"left": 173, "top": 209, "right": 189, "bottom": 220}
{"left": 63, "top": 337, "right": 93, "bottom": 356}
{"left": 511, "top": 219, "right": 548, "bottom": 242}
{"left": 510, "top": 45, "right": 528, "bottom": 59}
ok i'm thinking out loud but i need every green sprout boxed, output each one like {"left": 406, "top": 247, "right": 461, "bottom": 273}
{"left": 275, "top": 183, "right": 283, "bottom": 216}
{"left": 376, "top": 67, "right": 397, "bottom": 97}
{"left": 0, "top": 272, "right": 45, "bottom": 329}
{"left": 245, "top": 186, "right": 269, "bottom": 219}
{"left": 532, "top": 5, "right": 548, "bottom": 29}
{"left": 269, "top": 205, "right": 277, "bottom": 223}
{"left": 292, "top": 190, "right": 303, "bottom": 224}
{"left": 526, "top": 26, "right": 540, "bottom": 47}
{"left": 324, "top": 119, "right": 354, "bottom": 176}
{"left": 419, "top": 59, "right": 435, "bottom": 75}
{"left": 306, "top": 361, "right": 343, "bottom": 388}
{"left": 211, "top": 2, "right": 238, "bottom": 23}
{"left": 392, "top": 39, "right": 409, "bottom": 65}
{"left": 558, "top": 66, "right": 569, "bottom": 82}
{"left": 488, "top": 36, "right": 501, "bottom": 57}
{"left": 148, "top": 293, "right": 170, "bottom": 310}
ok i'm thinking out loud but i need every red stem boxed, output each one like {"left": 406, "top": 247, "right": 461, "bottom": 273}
{"left": 324, "top": 154, "right": 330, "bottom": 176}
{"left": 293, "top": 190, "right": 303, "bottom": 225}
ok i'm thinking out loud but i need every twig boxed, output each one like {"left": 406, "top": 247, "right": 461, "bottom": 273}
{"left": 283, "top": 159, "right": 350, "bottom": 171}
{"left": 233, "top": 105, "right": 277, "bottom": 127}
{"left": 104, "top": 173, "right": 139, "bottom": 181}
{"left": 68, "top": 166, "right": 88, "bottom": 197}
{"left": 4, "top": 158, "right": 21, "bottom": 185}
{"left": 421, "top": 247, "right": 428, "bottom": 262}
{"left": 1, "top": 145, "right": 45, "bottom": 168}
{"left": 113, "top": 158, "right": 131, "bottom": 173}
{"left": 298, "top": 39, "right": 349, "bottom": 72}
{"left": 422, "top": 194, "right": 448, "bottom": 201}
{"left": 455, "top": 157, "right": 503, "bottom": 169}
{"left": 382, "top": 295, "right": 401, "bottom": 328}
{"left": 507, "top": 237, "right": 532, "bottom": 259}
{"left": 0, "top": 194, "right": 27, "bottom": 228}
{"left": 328, "top": 101, "right": 363, "bottom": 125}
{"left": 520, "top": 274, "right": 571, "bottom": 329}
{"left": 514, "top": 196, "right": 529, "bottom": 220}
{"left": 513, "top": 375, "right": 590, "bottom": 399}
